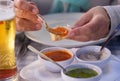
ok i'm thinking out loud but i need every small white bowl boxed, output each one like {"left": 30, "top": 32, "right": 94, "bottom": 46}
{"left": 75, "top": 45, "right": 111, "bottom": 68}
{"left": 38, "top": 47, "right": 74, "bottom": 72}
{"left": 61, "top": 63, "right": 102, "bottom": 81}
{"left": 114, "top": 76, "right": 120, "bottom": 81}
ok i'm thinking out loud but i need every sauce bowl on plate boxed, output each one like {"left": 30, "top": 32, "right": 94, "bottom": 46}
{"left": 38, "top": 47, "right": 74, "bottom": 72}
{"left": 75, "top": 45, "right": 111, "bottom": 68}
{"left": 61, "top": 63, "right": 102, "bottom": 81}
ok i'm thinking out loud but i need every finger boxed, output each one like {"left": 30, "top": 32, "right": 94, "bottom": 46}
{"left": 73, "top": 15, "right": 109, "bottom": 40}
{"left": 66, "top": 35, "right": 90, "bottom": 42}
{"left": 81, "top": 16, "right": 99, "bottom": 33}
{"left": 15, "top": 17, "right": 42, "bottom": 31}
{"left": 66, "top": 26, "right": 92, "bottom": 41}
{"left": 82, "top": 15, "right": 109, "bottom": 38}
{"left": 73, "top": 12, "right": 93, "bottom": 29}
{"left": 15, "top": 8, "right": 43, "bottom": 23}
{"left": 67, "top": 16, "right": 102, "bottom": 41}
{"left": 14, "top": 0, "right": 39, "bottom": 14}
{"left": 70, "top": 26, "right": 92, "bottom": 37}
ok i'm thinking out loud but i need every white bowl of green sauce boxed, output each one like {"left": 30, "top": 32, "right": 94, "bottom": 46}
{"left": 61, "top": 63, "right": 102, "bottom": 81}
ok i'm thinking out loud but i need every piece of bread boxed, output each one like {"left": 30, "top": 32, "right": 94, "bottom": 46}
{"left": 49, "top": 26, "right": 71, "bottom": 41}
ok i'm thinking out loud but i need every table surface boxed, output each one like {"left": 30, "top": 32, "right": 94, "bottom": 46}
{"left": 16, "top": 33, "right": 120, "bottom": 81}
{"left": 16, "top": 40, "right": 49, "bottom": 81}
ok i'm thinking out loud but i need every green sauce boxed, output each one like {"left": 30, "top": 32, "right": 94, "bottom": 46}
{"left": 65, "top": 68, "right": 98, "bottom": 78}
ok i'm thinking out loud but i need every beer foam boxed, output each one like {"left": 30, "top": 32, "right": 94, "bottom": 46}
{"left": 0, "top": 9, "right": 15, "bottom": 21}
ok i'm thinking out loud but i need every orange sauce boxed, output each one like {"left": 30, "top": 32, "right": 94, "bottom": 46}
{"left": 54, "top": 26, "right": 69, "bottom": 36}
{"left": 43, "top": 50, "right": 72, "bottom": 61}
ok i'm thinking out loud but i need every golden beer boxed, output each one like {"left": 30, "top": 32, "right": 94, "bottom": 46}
{"left": 0, "top": 0, "right": 17, "bottom": 80}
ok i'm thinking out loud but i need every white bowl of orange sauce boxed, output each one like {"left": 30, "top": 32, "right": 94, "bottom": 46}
{"left": 38, "top": 47, "right": 74, "bottom": 72}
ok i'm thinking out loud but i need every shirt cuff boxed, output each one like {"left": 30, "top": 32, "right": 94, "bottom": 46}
{"left": 103, "top": 5, "right": 120, "bottom": 36}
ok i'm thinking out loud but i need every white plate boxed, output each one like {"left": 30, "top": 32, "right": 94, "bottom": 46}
{"left": 25, "top": 13, "right": 106, "bottom": 48}
{"left": 20, "top": 60, "right": 120, "bottom": 81}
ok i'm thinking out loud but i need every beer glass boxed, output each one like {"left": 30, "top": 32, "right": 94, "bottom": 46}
{"left": 0, "top": 0, "right": 17, "bottom": 81}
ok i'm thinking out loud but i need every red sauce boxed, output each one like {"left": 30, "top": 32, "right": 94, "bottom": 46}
{"left": 54, "top": 27, "right": 69, "bottom": 36}
{"left": 43, "top": 50, "right": 72, "bottom": 61}
{"left": 0, "top": 67, "right": 17, "bottom": 79}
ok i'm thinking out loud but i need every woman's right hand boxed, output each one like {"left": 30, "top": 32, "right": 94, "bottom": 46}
{"left": 14, "top": 0, "right": 43, "bottom": 31}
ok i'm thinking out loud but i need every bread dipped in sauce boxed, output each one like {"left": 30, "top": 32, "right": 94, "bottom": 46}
{"left": 50, "top": 26, "right": 71, "bottom": 41}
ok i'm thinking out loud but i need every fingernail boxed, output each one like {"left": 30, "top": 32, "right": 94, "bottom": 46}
{"left": 37, "top": 16, "right": 44, "bottom": 23}
{"left": 37, "top": 19, "right": 44, "bottom": 24}
{"left": 36, "top": 24, "right": 41, "bottom": 29}
{"left": 32, "top": 9, "right": 38, "bottom": 14}
{"left": 37, "top": 18, "right": 42, "bottom": 22}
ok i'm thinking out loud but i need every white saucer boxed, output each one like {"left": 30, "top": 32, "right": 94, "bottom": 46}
{"left": 20, "top": 59, "right": 120, "bottom": 81}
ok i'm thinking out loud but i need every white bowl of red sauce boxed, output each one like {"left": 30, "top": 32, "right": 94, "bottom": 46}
{"left": 38, "top": 47, "right": 74, "bottom": 72}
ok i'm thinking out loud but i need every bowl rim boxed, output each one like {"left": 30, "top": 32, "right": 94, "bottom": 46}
{"left": 61, "top": 63, "right": 102, "bottom": 79}
{"left": 39, "top": 46, "right": 75, "bottom": 62}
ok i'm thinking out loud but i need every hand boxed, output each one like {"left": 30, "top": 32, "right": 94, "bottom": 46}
{"left": 66, "top": 6, "right": 110, "bottom": 42}
{"left": 14, "top": 0, "right": 43, "bottom": 31}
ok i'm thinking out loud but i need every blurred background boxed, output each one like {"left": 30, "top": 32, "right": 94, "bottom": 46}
{"left": 31, "top": 0, "right": 119, "bottom": 15}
